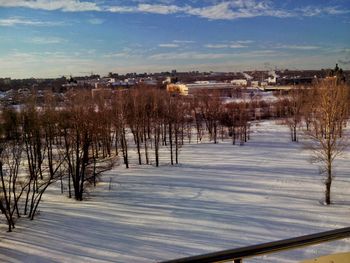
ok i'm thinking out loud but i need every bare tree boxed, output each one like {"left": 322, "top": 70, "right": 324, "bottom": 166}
{"left": 284, "top": 86, "right": 307, "bottom": 142}
{"left": 304, "top": 80, "right": 349, "bottom": 205}
{"left": 152, "top": 90, "right": 165, "bottom": 167}
{"left": 112, "top": 91, "right": 130, "bottom": 168}
{"left": 127, "top": 89, "right": 144, "bottom": 165}
{"left": 0, "top": 141, "right": 22, "bottom": 231}
{"left": 199, "top": 91, "right": 222, "bottom": 144}
{"left": 0, "top": 107, "right": 27, "bottom": 230}
{"left": 28, "top": 94, "right": 65, "bottom": 220}
{"left": 21, "top": 100, "right": 46, "bottom": 216}
{"left": 61, "top": 91, "right": 95, "bottom": 200}
{"left": 191, "top": 97, "right": 204, "bottom": 143}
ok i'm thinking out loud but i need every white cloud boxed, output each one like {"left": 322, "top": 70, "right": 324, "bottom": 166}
{"left": 186, "top": 1, "right": 292, "bottom": 20}
{"left": 205, "top": 44, "right": 229, "bottom": 49}
{"left": 229, "top": 44, "right": 247, "bottom": 48}
{"left": 244, "top": 50, "right": 280, "bottom": 56}
{"left": 106, "top": 5, "right": 136, "bottom": 13}
{"left": 149, "top": 51, "right": 237, "bottom": 60}
{"left": 27, "top": 37, "right": 66, "bottom": 44}
{"left": 0, "top": 1, "right": 348, "bottom": 21}
{"left": 324, "top": 6, "right": 350, "bottom": 15}
{"left": 158, "top": 43, "right": 179, "bottom": 48}
{"left": 173, "top": 40, "right": 195, "bottom": 44}
{"left": 205, "top": 42, "right": 249, "bottom": 49}
{"left": 107, "top": 3, "right": 184, "bottom": 14}
{"left": 104, "top": 52, "right": 132, "bottom": 58}
{"left": 187, "top": 2, "right": 238, "bottom": 20}
{"left": 276, "top": 44, "right": 320, "bottom": 50}
{"left": 149, "top": 49, "right": 284, "bottom": 61}
{"left": 234, "top": 40, "right": 254, "bottom": 44}
{"left": 137, "top": 4, "right": 184, "bottom": 14}
{"left": 300, "top": 6, "right": 350, "bottom": 17}
{"left": 0, "top": 17, "right": 63, "bottom": 26}
{"left": 157, "top": 40, "right": 195, "bottom": 49}
{"left": 107, "top": 2, "right": 347, "bottom": 20}
{"left": 0, "top": 0, "right": 101, "bottom": 12}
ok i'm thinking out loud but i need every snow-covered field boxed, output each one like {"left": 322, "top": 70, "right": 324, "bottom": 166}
{"left": 0, "top": 121, "right": 349, "bottom": 262}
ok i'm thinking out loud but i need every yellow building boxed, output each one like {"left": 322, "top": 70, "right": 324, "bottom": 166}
{"left": 166, "top": 83, "right": 189, "bottom": 96}
{"left": 167, "top": 82, "right": 236, "bottom": 96}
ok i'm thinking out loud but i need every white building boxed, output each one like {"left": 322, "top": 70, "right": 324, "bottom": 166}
{"left": 267, "top": 76, "right": 277, "bottom": 84}
{"left": 267, "top": 70, "right": 279, "bottom": 84}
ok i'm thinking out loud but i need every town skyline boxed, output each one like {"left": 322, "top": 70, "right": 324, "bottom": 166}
{"left": 1, "top": 0, "right": 350, "bottom": 78}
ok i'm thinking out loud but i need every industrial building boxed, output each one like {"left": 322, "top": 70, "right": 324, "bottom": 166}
{"left": 167, "top": 82, "right": 236, "bottom": 96}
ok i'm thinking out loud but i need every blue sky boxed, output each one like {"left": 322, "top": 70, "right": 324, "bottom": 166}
{"left": 0, "top": 0, "right": 350, "bottom": 78}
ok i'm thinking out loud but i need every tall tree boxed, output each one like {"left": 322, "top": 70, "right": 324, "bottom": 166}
{"left": 304, "top": 79, "right": 349, "bottom": 205}
{"left": 0, "top": 107, "right": 23, "bottom": 231}
{"left": 285, "top": 86, "right": 307, "bottom": 142}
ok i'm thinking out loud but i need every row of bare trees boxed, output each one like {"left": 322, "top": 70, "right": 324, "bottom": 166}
{"left": 0, "top": 92, "right": 116, "bottom": 231}
{"left": 111, "top": 88, "right": 254, "bottom": 168}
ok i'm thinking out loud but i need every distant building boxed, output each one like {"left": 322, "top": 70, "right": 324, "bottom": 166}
{"left": 162, "top": 76, "right": 178, "bottom": 85}
{"left": 267, "top": 76, "right": 277, "bottom": 84}
{"left": 167, "top": 82, "right": 236, "bottom": 96}
{"left": 231, "top": 79, "right": 248, "bottom": 86}
{"left": 167, "top": 83, "right": 188, "bottom": 95}
{"left": 267, "top": 71, "right": 279, "bottom": 84}
{"left": 251, "top": 81, "right": 260, "bottom": 87}
{"left": 124, "top": 78, "right": 136, "bottom": 85}
{"left": 162, "top": 77, "right": 172, "bottom": 85}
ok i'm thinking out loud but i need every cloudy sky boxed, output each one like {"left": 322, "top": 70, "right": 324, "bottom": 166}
{"left": 0, "top": 0, "right": 350, "bottom": 78}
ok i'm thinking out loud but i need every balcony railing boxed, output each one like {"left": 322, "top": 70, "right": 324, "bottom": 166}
{"left": 161, "top": 227, "right": 350, "bottom": 263}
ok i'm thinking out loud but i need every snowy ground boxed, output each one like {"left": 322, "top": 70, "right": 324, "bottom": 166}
{"left": 0, "top": 121, "right": 349, "bottom": 262}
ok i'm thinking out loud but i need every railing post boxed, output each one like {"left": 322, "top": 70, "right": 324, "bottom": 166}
{"left": 233, "top": 259, "right": 242, "bottom": 263}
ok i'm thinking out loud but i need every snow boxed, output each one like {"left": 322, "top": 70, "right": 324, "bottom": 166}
{"left": 0, "top": 121, "right": 349, "bottom": 262}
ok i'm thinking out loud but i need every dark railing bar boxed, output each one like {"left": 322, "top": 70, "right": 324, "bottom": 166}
{"left": 161, "top": 227, "right": 350, "bottom": 263}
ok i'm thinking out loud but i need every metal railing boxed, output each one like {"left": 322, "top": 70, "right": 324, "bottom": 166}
{"left": 161, "top": 227, "right": 350, "bottom": 263}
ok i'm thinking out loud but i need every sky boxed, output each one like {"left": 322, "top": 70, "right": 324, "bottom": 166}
{"left": 0, "top": 0, "right": 350, "bottom": 78}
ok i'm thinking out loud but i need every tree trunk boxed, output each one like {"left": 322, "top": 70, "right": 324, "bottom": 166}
{"left": 169, "top": 123, "right": 173, "bottom": 165}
